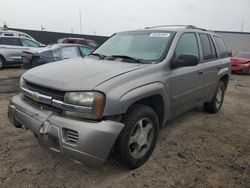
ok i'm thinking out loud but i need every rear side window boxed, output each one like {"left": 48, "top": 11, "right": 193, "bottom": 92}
{"left": 199, "top": 34, "right": 212, "bottom": 60}
{"left": 0, "top": 37, "right": 21, "bottom": 46}
{"left": 213, "top": 36, "right": 228, "bottom": 58}
{"left": 199, "top": 34, "right": 217, "bottom": 60}
{"left": 174, "top": 33, "right": 200, "bottom": 59}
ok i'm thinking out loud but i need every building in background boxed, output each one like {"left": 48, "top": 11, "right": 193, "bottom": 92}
{"left": 215, "top": 31, "right": 250, "bottom": 53}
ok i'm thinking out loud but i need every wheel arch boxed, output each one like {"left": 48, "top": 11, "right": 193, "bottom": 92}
{"left": 219, "top": 74, "right": 229, "bottom": 89}
{"left": 126, "top": 94, "right": 165, "bottom": 128}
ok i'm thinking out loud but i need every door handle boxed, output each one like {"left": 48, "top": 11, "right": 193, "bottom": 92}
{"left": 217, "top": 66, "right": 222, "bottom": 70}
{"left": 198, "top": 71, "right": 204, "bottom": 75}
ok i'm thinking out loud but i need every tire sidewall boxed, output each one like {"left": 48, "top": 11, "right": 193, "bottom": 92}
{"left": 213, "top": 81, "right": 225, "bottom": 112}
{"left": 0, "top": 56, "right": 4, "bottom": 69}
{"left": 116, "top": 105, "right": 159, "bottom": 169}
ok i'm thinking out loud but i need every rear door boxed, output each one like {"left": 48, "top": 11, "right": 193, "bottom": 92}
{"left": 170, "top": 32, "right": 205, "bottom": 115}
{"left": 0, "top": 37, "right": 24, "bottom": 63}
{"left": 198, "top": 34, "right": 228, "bottom": 102}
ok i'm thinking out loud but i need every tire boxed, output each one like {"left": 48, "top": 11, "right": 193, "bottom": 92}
{"left": 115, "top": 104, "right": 159, "bottom": 169}
{"left": 0, "top": 56, "right": 5, "bottom": 70}
{"left": 204, "top": 81, "right": 225, "bottom": 113}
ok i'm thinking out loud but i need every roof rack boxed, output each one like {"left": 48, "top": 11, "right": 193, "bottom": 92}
{"left": 144, "top": 25, "right": 207, "bottom": 31}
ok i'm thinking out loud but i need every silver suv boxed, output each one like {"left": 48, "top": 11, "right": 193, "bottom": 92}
{"left": 8, "top": 25, "right": 230, "bottom": 169}
{"left": 0, "top": 36, "right": 44, "bottom": 69}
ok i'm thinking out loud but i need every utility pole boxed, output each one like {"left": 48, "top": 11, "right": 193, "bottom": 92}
{"left": 79, "top": 10, "right": 82, "bottom": 34}
{"left": 241, "top": 22, "right": 244, "bottom": 32}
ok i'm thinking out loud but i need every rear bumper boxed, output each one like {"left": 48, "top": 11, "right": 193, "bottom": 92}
{"left": 8, "top": 94, "right": 124, "bottom": 165}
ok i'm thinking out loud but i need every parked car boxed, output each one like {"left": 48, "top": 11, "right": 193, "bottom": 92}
{"left": 0, "top": 28, "right": 42, "bottom": 44}
{"left": 230, "top": 52, "right": 250, "bottom": 74}
{"left": 0, "top": 36, "right": 44, "bottom": 69}
{"left": 57, "top": 37, "right": 98, "bottom": 49}
{"left": 22, "top": 43, "right": 93, "bottom": 69}
{"left": 8, "top": 25, "right": 230, "bottom": 169}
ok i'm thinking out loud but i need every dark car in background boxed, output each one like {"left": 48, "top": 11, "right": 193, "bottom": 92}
{"left": 57, "top": 37, "right": 98, "bottom": 49}
{"left": 230, "top": 52, "right": 250, "bottom": 74}
{"left": 22, "top": 43, "right": 93, "bottom": 69}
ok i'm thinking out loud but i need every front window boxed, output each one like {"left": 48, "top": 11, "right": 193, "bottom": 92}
{"left": 92, "top": 31, "right": 175, "bottom": 63}
{"left": 79, "top": 46, "right": 92, "bottom": 56}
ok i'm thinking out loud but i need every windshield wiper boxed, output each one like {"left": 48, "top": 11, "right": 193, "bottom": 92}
{"left": 110, "top": 55, "right": 142, "bottom": 63}
{"left": 91, "top": 53, "right": 106, "bottom": 59}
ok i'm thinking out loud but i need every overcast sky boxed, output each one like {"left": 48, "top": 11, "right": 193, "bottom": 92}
{"left": 1, "top": 0, "right": 250, "bottom": 36}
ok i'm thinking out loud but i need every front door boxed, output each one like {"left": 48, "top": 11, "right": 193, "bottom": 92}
{"left": 170, "top": 32, "right": 205, "bottom": 116}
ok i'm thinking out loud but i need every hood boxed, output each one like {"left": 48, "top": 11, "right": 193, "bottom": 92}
{"left": 230, "top": 57, "right": 250, "bottom": 65}
{"left": 23, "top": 57, "right": 147, "bottom": 91}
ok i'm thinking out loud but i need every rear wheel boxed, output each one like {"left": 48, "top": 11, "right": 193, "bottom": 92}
{"left": 0, "top": 56, "right": 5, "bottom": 70}
{"left": 204, "top": 81, "right": 225, "bottom": 113}
{"left": 115, "top": 104, "right": 159, "bottom": 169}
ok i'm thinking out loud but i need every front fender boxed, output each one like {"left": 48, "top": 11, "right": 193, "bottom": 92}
{"left": 103, "top": 82, "right": 169, "bottom": 116}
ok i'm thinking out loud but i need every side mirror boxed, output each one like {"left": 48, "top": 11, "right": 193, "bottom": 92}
{"left": 171, "top": 54, "right": 199, "bottom": 68}
{"left": 227, "top": 51, "right": 233, "bottom": 57}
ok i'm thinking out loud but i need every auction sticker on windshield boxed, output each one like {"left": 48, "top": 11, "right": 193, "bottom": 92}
{"left": 149, "top": 33, "right": 170, "bottom": 37}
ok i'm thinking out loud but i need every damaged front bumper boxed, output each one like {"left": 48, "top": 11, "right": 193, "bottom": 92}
{"left": 8, "top": 94, "right": 124, "bottom": 166}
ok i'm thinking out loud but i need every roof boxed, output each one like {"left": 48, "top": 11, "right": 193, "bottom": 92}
{"left": 119, "top": 25, "right": 219, "bottom": 36}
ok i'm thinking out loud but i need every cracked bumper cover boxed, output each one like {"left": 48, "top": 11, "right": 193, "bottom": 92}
{"left": 8, "top": 94, "right": 124, "bottom": 165}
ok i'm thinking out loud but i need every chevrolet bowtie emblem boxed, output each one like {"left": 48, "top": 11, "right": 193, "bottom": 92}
{"left": 31, "top": 92, "right": 40, "bottom": 101}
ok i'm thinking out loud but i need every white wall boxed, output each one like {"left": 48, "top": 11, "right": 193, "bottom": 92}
{"left": 215, "top": 31, "right": 250, "bottom": 53}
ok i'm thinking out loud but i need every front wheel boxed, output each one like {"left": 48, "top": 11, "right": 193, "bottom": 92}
{"left": 204, "top": 81, "right": 225, "bottom": 113}
{"left": 115, "top": 104, "right": 159, "bottom": 169}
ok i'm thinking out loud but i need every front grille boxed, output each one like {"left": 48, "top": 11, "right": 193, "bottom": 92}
{"left": 26, "top": 81, "right": 65, "bottom": 101}
{"left": 63, "top": 128, "right": 79, "bottom": 144}
{"left": 23, "top": 96, "right": 62, "bottom": 113}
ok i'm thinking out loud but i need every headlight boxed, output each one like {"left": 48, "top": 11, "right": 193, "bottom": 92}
{"left": 63, "top": 91, "right": 105, "bottom": 119}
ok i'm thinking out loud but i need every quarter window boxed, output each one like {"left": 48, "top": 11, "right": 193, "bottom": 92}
{"left": 174, "top": 33, "right": 199, "bottom": 59}
{"left": 213, "top": 36, "right": 228, "bottom": 58}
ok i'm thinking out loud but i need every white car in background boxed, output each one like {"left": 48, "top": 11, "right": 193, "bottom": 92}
{"left": 0, "top": 36, "right": 44, "bottom": 69}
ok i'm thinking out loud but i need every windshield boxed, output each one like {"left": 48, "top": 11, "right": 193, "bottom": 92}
{"left": 93, "top": 31, "right": 174, "bottom": 63}
{"left": 236, "top": 52, "right": 250, "bottom": 59}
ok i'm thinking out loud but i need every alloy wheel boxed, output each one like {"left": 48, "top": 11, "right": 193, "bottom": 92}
{"left": 129, "top": 117, "right": 154, "bottom": 159}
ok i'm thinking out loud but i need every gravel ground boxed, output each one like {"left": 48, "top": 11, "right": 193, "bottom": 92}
{"left": 0, "top": 68, "right": 249, "bottom": 188}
